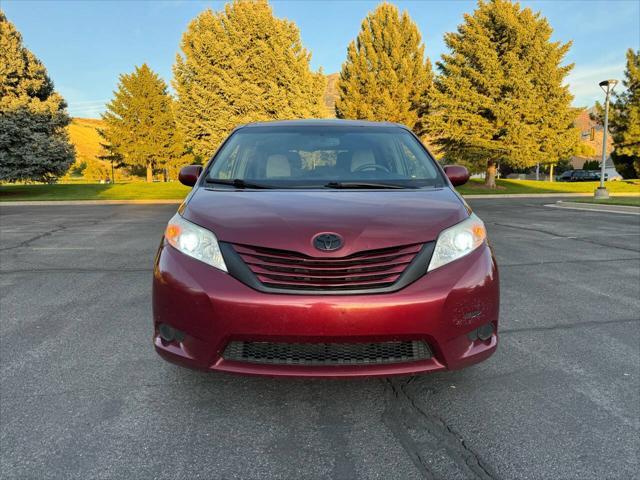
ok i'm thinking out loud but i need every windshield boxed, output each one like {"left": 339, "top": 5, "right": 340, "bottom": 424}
{"left": 205, "top": 126, "right": 443, "bottom": 189}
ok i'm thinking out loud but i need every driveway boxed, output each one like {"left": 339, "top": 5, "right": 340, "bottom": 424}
{"left": 1, "top": 198, "right": 638, "bottom": 479}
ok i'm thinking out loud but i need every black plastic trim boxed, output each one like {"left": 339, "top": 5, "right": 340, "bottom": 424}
{"left": 223, "top": 340, "right": 432, "bottom": 365}
{"left": 220, "top": 241, "right": 435, "bottom": 296}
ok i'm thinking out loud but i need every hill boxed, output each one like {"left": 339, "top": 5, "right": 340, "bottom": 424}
{"left": 67, "top": 118, "right": 105, "bottom": 163}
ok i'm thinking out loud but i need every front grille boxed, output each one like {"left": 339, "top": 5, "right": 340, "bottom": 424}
{"left": 223, "top": 340, "right": 431, "bottom": 366}
{"left": 232, "top": 243, "right": 422, "bottom": 291}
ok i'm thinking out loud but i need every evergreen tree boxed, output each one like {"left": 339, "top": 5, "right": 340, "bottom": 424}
{"left": 335, "top": 3, "right": 432, "bottom": 134}
{"left": 0, "top": 11, "right": 75, "bottom": 182}
{"left": 428, "top": 0, "right": 578, "bottom": 187}
{"left": 611, "top": 49, "right": 640, "bottom": 178}
{"left": 97, "top": 127, "right": 124, "bottom": 182}
{"left": 173, "top": 0, "right": 326, "bottom": 160}
{"left": 101, "top": 64, "right": 183, "bottom": 182}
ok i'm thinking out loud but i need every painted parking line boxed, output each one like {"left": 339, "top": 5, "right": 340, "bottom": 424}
{"left": 545, "top": 203, "right": 640, "bottom": 215}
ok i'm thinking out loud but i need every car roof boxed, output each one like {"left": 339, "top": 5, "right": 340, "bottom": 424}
{"left": 237, "top": 119, "right": 409, "bottom": 129}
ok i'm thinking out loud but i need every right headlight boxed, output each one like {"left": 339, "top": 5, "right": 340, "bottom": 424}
{"left": 428, "top": 213, "right": 487, "bottom": 271}
{"left": 164, "top": 213, "right": 227, "bottom": 272}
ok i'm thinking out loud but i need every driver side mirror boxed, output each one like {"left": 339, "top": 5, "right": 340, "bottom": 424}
{"left": 178, "top": 165, "right": 203, "bottom": 187}
{"left": 444, "top": 165, "right": 470, "bottom": 186}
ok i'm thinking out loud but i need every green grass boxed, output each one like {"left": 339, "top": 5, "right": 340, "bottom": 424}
{"left": 569, "top": 197, "right": 640, "bottom": 207}
{"left": 1, "top": 178, "right": 639, "bottom": 202}
{"left": 456, "top": 178, "right": 640, "bottom": 195}
{"left": 0, "top": 182, "right": 191, "bottom": 201}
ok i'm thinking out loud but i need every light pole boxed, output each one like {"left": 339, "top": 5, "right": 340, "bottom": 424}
{"left": 595, "top": 79, "right": 618, "bottom": 199}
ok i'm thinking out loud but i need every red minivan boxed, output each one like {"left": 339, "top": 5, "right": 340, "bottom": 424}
{"left": 153, "top": 120, "right": 499, "bottom": 377}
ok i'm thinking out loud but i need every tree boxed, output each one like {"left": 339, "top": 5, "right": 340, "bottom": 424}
{"left": 101, "top": 64, "right": 182, "bottom": 182}
{"left": 97, "top": 127, "right": 124, "bottom": 182}
{"left": 582, "top": 159, "right": 599, "bottom": 170}
{"left": 575, "top": 142, "right": 596, "bottom": 157}
{"left": 82, "top": 158, "right": 111, "bottom": 182}
{"left": 335, "top": 3, "right": 432, "bottom": 135}
{"left": 0, "top": 11, "right": 75, "bottom": 182}
{"left": 428, "top": 0, "right": 578, "bottom": 188}
{"left": 611, "top": 49, "right": 639, "bottom": 178}
{"left": 173, "top": 0, "right": 326, "bottom": 160}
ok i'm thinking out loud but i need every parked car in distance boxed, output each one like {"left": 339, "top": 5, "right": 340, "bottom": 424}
{"left": 587, "top": 170, "right": 607, "bottom": 181}
{"left": 153, "top": 119, "right": 499, "bottom": 378}
{"left": 589, "top": 169, "right": 623, "bottom": 181}
{"left": 557, "top": 170, "right": 574, "bottom": 182}
{"left": 558, "top": 169, "right": 598, "bottom": 182}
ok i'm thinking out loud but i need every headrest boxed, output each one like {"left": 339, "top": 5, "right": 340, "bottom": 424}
{"left": 265, "top": 154, "right": 291, "bottom": 178}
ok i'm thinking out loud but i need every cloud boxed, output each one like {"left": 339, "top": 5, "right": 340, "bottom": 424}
{"left": 67, "top": 101, "right": 107, "bottom": 118}
{"left": 566, "top": 62, "right": 626, "bottom": 107}
{"left": 70, "top": 99, "right": 109, "bottom": 106}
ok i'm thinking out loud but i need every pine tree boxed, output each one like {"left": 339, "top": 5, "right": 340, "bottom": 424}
{"left": 0, "top": 11, "right": 75, "bottom": 182}
{"left": 428, "top": 0, "right": 578, "bottom": 188}
{"left": 335, "top": 3, "right": 432, "bottom": 134}
{"left": 610, "top": 49, "right": 640, "bottom": 178}
{"left": 173, "top": 0, "right": 326, "bottom": 160}
{"left": 101, "top": 64, "right": 183, "bottom": 182}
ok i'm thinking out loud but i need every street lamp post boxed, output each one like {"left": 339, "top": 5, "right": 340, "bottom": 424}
{"left": 595, "top": 79, "right": 618, "bottom": 199}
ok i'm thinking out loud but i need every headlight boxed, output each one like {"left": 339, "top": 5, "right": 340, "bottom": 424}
{"left": 428, "top": 213, "right": 486, "bottom": 271}
{"left": 164, "top": 214, "right": 227, "bottom": 272}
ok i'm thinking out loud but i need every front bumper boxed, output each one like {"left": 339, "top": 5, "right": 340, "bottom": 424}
{"left": 152, "top": 241, "right": 499, "bottom": 377}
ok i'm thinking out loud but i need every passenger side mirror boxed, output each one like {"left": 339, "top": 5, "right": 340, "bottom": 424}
{"left": 444, "top": 165, "right": 470, "bottom": 186}
{"left": 178, "top": 165, "right": 203, "bottom": 187}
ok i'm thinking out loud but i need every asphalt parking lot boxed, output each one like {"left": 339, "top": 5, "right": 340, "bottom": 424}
{"left": 1, "top": 197, "right": 638, "bottom": 480}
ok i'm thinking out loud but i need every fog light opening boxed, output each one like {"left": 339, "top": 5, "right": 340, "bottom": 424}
{"left": 477, "top": 323, "right": 495, "bottom": 341}
{"left": 158, "top": 323, "right": 176, "bottom": 342}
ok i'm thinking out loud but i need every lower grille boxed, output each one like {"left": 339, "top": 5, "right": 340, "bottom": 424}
{"left": 223, "top": 340, "right": 431, "bottom": 366}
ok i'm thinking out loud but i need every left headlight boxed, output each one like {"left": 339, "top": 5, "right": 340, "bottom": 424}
{"left": 164, "top": 213, "right": 227, "bottom": 272}
{"left": 428, "top": 213, "right": 487, "bottom": 271}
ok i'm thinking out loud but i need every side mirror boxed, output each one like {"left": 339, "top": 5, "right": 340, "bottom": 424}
{"left": 178, "top": 165, "right": 203, "bottom": 187}
{"left": 444, "top": 165, "right": 470, "bottom": 187}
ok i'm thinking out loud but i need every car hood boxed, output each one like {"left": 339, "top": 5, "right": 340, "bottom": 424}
{"left": 183, "top": 187, "right": 468, "bottom": 256}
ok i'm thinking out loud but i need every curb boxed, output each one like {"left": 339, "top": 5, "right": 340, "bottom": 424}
{"left": 1, "top": 192, "right": 638, "bottom": 205}
{"left": 545, "top": 201, "right": 640, "bottom": 215}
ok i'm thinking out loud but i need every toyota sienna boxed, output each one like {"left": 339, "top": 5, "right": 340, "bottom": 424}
{"left": 153, "top": 119, "right": 499, "bottom": 377}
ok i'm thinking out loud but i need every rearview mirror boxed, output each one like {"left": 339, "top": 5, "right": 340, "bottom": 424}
{"left": 444, "top": 165, "right": 470, "bottom": 187}
{"left": 178, "top": 165, "right": 203, "bottom": 187}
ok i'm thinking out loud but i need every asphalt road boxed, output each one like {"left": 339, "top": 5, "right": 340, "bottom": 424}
{"left": 1, "top": 198, "right": 638, "bottom": 480}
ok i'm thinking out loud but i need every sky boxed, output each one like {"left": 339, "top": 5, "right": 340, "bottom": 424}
{"left": 3, "top": 0, "right": 639, "bottom": 118}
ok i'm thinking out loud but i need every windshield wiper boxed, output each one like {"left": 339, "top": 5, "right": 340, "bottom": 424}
{"left": 324, "top": 181, "right": 412, "bottom": 189}
{"left": 205, "top": 178, "right": 274, "bottom": 189}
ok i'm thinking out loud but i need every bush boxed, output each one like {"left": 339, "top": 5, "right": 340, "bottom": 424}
{"left": 582, "top": 160, "right": 600, "bottom": 170}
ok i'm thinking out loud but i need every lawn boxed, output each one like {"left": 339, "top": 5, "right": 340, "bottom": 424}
{"left": 1, "top": 178, "right": 639, "bottom": 202}
{"left": 456, "top": 178, "right": 640, "bottom": 195}
{"left": 569, "top": 197, "right": 640, "bottom": 207}
{"left": 0, "top": 182, "right": 191, "bottom": 201}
